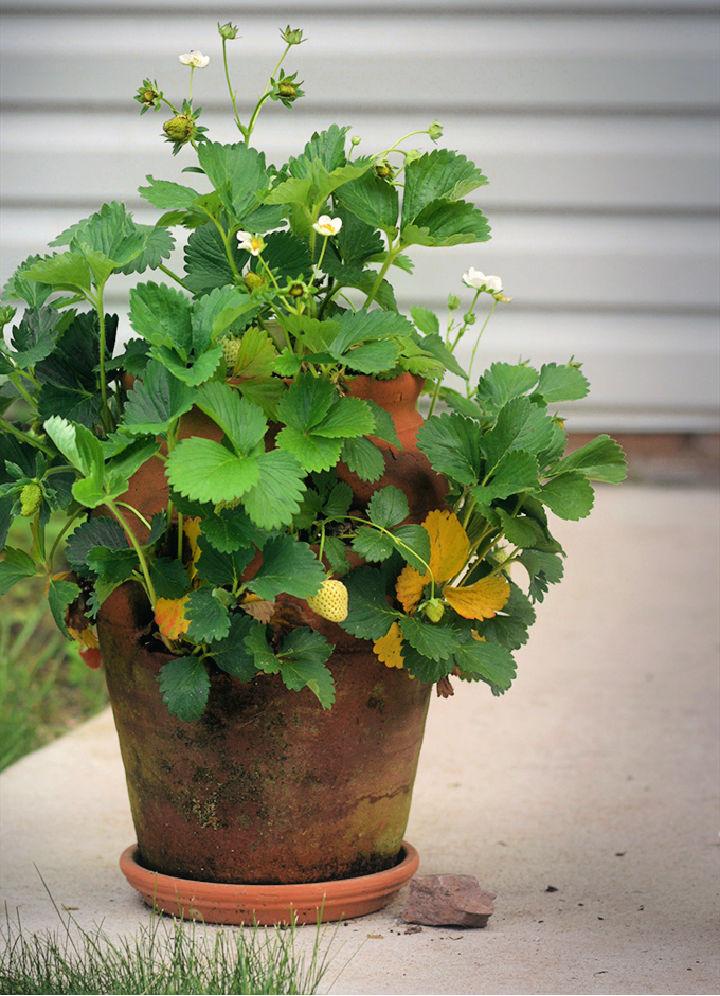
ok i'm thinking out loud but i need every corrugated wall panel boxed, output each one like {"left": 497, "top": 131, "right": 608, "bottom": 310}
{"left": 1, "top": 3, "right": 718, "bottom": 430}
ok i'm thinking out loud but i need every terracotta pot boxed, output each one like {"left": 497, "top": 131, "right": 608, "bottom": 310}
{"left": 97, "top": 371, "right": 445, "bottom": 913}
{"left": 98, "top": 583, "right": 431, "bottom": 886}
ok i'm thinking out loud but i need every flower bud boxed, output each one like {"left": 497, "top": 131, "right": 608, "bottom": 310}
{"left": 20, "top": 483, "right": 41, "bottom": 517}
{"left": 218, "top": 21, "right": 238, "bottom": 40}
{"left": 463, "top": 312, "right": 476, "bottom": 325}
{"left": 404, "top": 148, "right": 421, "bottom": 165}
{"left": 374, "top": 159, "right": 393, "bottom": 179}
{"left": 428, "top": 120, "right": 444, "bottom": 141}
{"left": 288, "top": 280, "right": 306, "bottom": 299}
{"left": 162, "top": 114, "right": 195, "bottom": 143}
{"left": 280, "top": 25, "right": 305, "bottom": 46}
{"left": 134, "top": 78, "right": 163, "bottom": 114}
{"left": 351, "top": 135, "right": 362, "bottom": 148}
{"left": 447, "top": 294, "right": 461, "bottom": 311}
{"left": 424, "top": 599, "right": 445, "bottom": 623}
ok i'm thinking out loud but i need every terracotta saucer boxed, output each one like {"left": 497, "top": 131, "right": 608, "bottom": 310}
{"left": 119, "top": 842, "right": 419, "bottom": 925}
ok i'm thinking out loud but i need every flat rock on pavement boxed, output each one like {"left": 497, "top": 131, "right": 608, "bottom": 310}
{"left": 402, "top": 874, "right": 496, "bottom": 928}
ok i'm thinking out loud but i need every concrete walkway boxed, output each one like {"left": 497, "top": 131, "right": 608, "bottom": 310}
{"left": 1, "top": 485, "right": 718, "bottom": 995}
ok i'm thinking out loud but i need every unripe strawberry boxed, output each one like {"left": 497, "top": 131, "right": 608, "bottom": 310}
{"left": 19, "top": 482, "right": 41, "bottom": 517}
{"left": 306, "top": 579, "right": 348, "bottom": 623}
{"left": 424, "top": 598, "right": 445, "bottom": 623}
{"left": 222, "top": 337, "right": 243, "bottom": 371}
{"left": 163, "top": 114, "right": 195, "bottom": 143}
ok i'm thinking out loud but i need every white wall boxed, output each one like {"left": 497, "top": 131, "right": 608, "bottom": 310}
{"left": 1, "top": 1, "right": 719, "bottom": 431}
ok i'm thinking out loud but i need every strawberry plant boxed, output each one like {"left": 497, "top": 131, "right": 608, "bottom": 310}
{"left": 0, "top": 23, "right": 626, "bottom": 724}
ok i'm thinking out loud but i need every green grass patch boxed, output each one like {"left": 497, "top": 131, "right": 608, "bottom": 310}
{"left": 0, "top": 907, "right": 332, "bottom": 995}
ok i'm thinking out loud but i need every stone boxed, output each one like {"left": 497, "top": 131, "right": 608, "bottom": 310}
{"left": 401, "top": 874, "right": 496, "bottom": 928}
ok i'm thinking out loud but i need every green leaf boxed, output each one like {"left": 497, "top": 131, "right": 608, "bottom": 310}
{"left": 158, "top": 656, "right": 210, "bottom": 722}
{"left": 66, "top": 516, "right": 125, "bottom": 568}
{"left": 418, "top": 333, "right": 469, "bottom": 381}
{"left": 340, "top": 566, "right": 398, "bottom": 640}
{"left": 122, "top": 360, "right": 195, "bottom": 435}
{"left": 313, "top": 398, "right": 375, "bottom": 439}
{"left": 480, "top": 581, "right": 536, "bottom": 651}
{"left": 367, "top": 486, "right": 409, "bottom": 529}
{"left": 496, "top": 508, "right": 545, "bottom": 549}
{"left": 50, "top": 201, "right": 148, "bottom": 270}
{"left": 167, "top": 437, "right": 259, "bottom": 504}
{"left": 323, "top": 535, "right": 350, "bottom": 576}
{"left": 129, "top": 281, "right": 192, "bottom": 356}
{"left": 275, "top": 428, "right": 342, "bottom": 473}
{"left": 403, "top": 645, "right": 452, "bottom": 684}
{"left": 341, "top": 437, "right": 384, "bottom": 482}
{"left": 2, "top": 254, "right": 54, "bottom": 307}
{"left": 452, "top": 633, "right": 517, "bottom": 694}
{"left": 275, "top": 629, "right": 335, "bottom": 708}
{"left": 322, "top": 480, "right": 353, "bottom": 518}
{"left": 473, "top": 450, "right": 539, "bottom": 505}
{"left": 393, "top": 524, "right": 431, "bottom": 571}
{"left": 149, "top": 558, "right": 189, "bottom": 599}
{"left": 403, "top": 200, "right": 490, "bottom": 248}
{"left": 8, "top": 307, "right": 67, "bottom": 369}
{"left": 185, "top": 587, "right": 231, "bottom": 643}
{"left": 197, "top": 142, "right": 269, "bottom": 221}
{"left": 48, "top": 578, "right": 81, "bottom": 637}
{"left": 151, "top": 344, "right": 223, "bottom": 387}
{"left": 364, "top": 400, "right": 401, "bottom": 447}
{"left": 539, "top": 472, "right": 595, "bottom": 520}
{"left": 192, "top": 286, "right": 258, "bottom": 348}
{"left": 277, "top": 373, "right": 336, "bottom": 431}
{"left": 263, "top": 231, "right": 311, "bottom": 280}
{"left": 352, "top": 526, "right": 395, "bottom": 562}
{"left": 519, "top": 549, "right": 564, "bottom": 603}
{"left": 183, "top": 223, "right": 247, "bottom": 296}
{"left": 481, "top": 397, "right": 556, "bottom": 470}
{"left": 200, "top": 507, "right": 265, "bottom": 553}
{"left": 241, "top": 449, "right": 306, "bottom": 529}
{"left": 402, "top": 150, "right": 488, "bottom": 227}
{"left": 476, "top": 362, "right": 539, "bottom": 413}
{"left": 410, "top": 307, "right": 440, "bottom": 336}
{"left": 139, "top": 175, "right": 201, "bottom": 210}
{"left": 210, "top": 614, "right": 257, "bottom": 680}
{"left": 23, "top": 252, "right": 92, "bottom": 293}
{"left": 247, "top": 535, "right": 324, "bottom": 600}
{"left": 195, "top": 382, "right": 267, "bottom": 454}
{"left": 330, "top": 309, "right": 414, "bottom": 357}
{"left": 550, "top": 435, "right": 627, "bottom": 484}
{"left": 342, "top": 340, "right": 399, "bottom": 374}
{"left": 535, "top": 362, "right": 589, "bottom": 403}
{"left": 336, "top": 170, "right": 398, "bottom": 232}
{"left": 227, "top": 327, "right": 278, "bottom": 382}
{"left": 417, "top": 413, "right": 482, "bottom": 486}
{"left": 0, "top": 547, "right": 38, "bottom": 595}
{"left": 195, "top": 539, "right": 254, "bottom": 588}
{"left": 400, "top": 616, "right": 456, "bottom": 661}
{"left": 119, "top": 224, "right": 175, "bottom": 276}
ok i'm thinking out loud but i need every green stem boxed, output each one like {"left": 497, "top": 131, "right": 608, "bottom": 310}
{"left": 317, "top": 521, "right": 327, "bottom": 565}
{"left": 364, "top": 244, "right": 402, "bottom": 308}
{"left": 114, "top": 501, "right": 152, "bottom": 532}
{"left": 94, "top": 284, "right": 111, "bottom": 431}
{"left": 158, "top": 263, "right": 190, "bottom": 290}
{"left": 346, "top": 514, "right": 437, "bottom": 598}
{"left": 105, "top": 500, "right": 157, "bottom": 608}
{"left": 466, "top": 299, "right": 498, "bottom": 391}
{"left": 9, "top": 374, "right": 35, "bottom": 408}
{"left": 0, "top": 418, "right": 53, "bottom": 455}
{"left": 222, "top": 37, "right": 245, "bottom": 135}
{"left": 245, "top": 92, "right": 272, "bottom": 145}
{"left": 202, "top": 210, "right": 242, "bottom": 283}
{"left": 177, "top": 511, "right": 184, "bottom": 561}
{"left": 315, "top": 235, "right": 330, "bottom": 271}
{"left": 46, "top": 507, "right": 85, "bottom": 571}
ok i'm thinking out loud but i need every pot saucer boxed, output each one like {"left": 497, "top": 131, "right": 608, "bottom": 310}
{"left": 120, "top": 842, "right": 419, "bottom": 925}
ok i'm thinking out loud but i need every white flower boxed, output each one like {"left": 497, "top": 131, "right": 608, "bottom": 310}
{"left": 312, "top": 215, "right": 342, "bottom": 237}
{"left": 462, "top": 267, "right": 503, "bottom": 293}
{"left": 236, "top": 231, "right": 266, "bottom": 256}
{"left": 179, "top": 50, "right": 210, "bottom": 69}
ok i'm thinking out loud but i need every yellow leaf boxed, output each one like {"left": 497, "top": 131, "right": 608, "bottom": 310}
{"left": 395, "top": 509, "right": 470, "bottom": 613}
{"left": 396, "top": 564, "right": 426, "bottom": 613}
{"left": 68, "top": 625, "right": 99, "bottom": 651}
{"left": 183, "top": 516, "right": 202, "bottom": 579}
{"left": 241, "top": 594, "right": 275, "bottom": 624}
{"left": 444, "top": 575, "right": 510, "bottom": 620}
{"left": 155, "top": 596, "right": 190, "bottom": 640}
{"left": 425, "top": 509, "right": 470, "bottom": 583}
{"left": 373, "top": 622, "right": 404, "bottom": 669}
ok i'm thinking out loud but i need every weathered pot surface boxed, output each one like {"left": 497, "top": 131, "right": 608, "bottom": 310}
{"left": 98, "top": 583, "right": 431, "bottom": 884}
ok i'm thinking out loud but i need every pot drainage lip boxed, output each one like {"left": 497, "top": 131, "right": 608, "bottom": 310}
{"left": 119, "top": 841, "right": 419, "bottom": 925}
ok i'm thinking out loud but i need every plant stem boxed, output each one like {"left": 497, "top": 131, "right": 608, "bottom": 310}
{"left": 105, "top": 500, "right": 157, "bottom": 608}
{"left": 364, "top": 243, "right": 401, "bottom": 308}
{"left": 245, "top": 92, "right": 271, "bottom": 144}
{"left": 177, "top": 511, "right": 184, "bottom": 561}
{"left": 0, "top": 418, "right": 53, "bottom": 455}
{"left": 9, "top": 374, "right": 35, "bottom": 408}
{"left": 94, "top": 284, "right": 111, "bottom": 432}
{"left": 222, "top": 37, "right": 245, "bottom": 135}
{"left": 158, "top": 263, "right": 190, "bottom": 290}
{"left": 46, "top": 507, "right": 85, "bottom": 571}
{"left": 202, "top": 210, "right": 242, "bottom": 283}
{"left": 466, "top": 299, "right": 497, "bottom": 391}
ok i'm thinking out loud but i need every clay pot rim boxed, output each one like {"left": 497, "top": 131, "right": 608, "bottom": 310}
{"left": 120, "top": 841, "right": 419, "bottom": 924}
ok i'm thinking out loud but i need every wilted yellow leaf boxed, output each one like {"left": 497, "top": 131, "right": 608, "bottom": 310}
{"left": 67, "top": 624, "right": 99, "bottom": 651}
{"left": 425, "top": 509, "right": 470, "bottom": 583}
{"left": 183, "top": 516, "right": 202, "bottom": 579}
{"left": 444, "top": 575, "right": 510, "bottom": 620}
{"left": 395, "top": 509, "right": 470, "bottom": 613}
{"left": 373, "top": 622, "right": 404, "bottom": 669}
{"left": 155, "top": 596, "right": 190, "bottom": 640}
{"left": 241, "top": 594, "right": 275, "bottom": 623}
